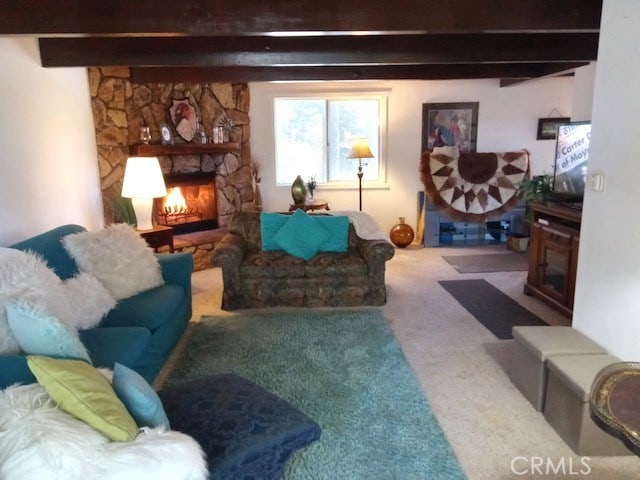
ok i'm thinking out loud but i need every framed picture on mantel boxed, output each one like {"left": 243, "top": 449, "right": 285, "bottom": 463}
{"left": 421, "top": 102, "right": 479, "bottom": 153}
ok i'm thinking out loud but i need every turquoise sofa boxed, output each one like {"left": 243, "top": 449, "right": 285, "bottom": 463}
{"left": 0, "top": 224, "right": 193, "bottom": 388}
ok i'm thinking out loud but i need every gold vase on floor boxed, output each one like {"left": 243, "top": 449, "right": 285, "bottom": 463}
{"left": 291, "top": 175, "right": 308, "bottom": 204}
{"left": 390, "top": 217, "right": 415, "bottom": 248}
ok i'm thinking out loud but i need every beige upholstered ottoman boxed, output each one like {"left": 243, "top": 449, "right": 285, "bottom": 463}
{"left": 544, "top": 354, "right": 631, "bottom": 456}
{"left": 510, "top": 326, "right": 606, "bottom": 411}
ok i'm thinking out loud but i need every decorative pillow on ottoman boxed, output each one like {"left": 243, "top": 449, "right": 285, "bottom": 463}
{"left": 62, "top": 224, "right": 164, "bottom": 300}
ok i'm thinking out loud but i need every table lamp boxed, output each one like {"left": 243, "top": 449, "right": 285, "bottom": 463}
{"left": 347, "top": 137, "right": 374, "bottom": 211}
{"left": 121, "top": 156, "right": 167, "bottom": 230}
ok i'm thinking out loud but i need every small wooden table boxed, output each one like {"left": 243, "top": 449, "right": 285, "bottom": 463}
{"left": 139, "top": 225, "right": 174, "bottom": 252}
{"left": 289, "top": 199, "right": 330, "bottom": 212}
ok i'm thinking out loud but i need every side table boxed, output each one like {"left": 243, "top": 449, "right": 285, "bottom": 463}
{"left": 139, "top": 225, "right": 174, "bottom": 252}
{"left": 289, "top": 199, "right": 330, "bottom": 212}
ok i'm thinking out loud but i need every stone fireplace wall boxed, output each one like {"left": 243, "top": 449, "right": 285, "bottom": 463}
{"left": 88, "top": 67, "right": 253, "bottom": 228}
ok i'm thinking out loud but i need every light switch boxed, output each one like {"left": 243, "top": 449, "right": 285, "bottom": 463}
{"left": 588, "top": 172, "right": 605, "bottom": 191}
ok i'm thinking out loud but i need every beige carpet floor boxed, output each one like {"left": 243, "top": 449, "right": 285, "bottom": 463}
{"left": 175, "top": 244, "right": 640, "bottom": 479}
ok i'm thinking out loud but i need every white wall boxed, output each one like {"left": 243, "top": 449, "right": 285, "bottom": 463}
{"left": 0, "top": 38, "right": 102, "bottom": 246}
{"left": 572, "top": 0, "right": 640, "bottom": 360}
{"left": 571, "top": 63, "right": 597, "bottom": 122}
{"left": 250, "top": 78, "right": 573, "bottom": 232}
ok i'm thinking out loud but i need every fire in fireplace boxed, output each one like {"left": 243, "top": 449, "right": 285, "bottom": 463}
{"left": 155, "top": 173, "right": 218, "bottom": 235}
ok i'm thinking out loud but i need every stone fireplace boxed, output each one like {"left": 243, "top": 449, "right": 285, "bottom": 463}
{"left": 88, "top": 67, "right": 254, "bottom": 270}
{"left": 89, "top": 67, "right": 253, "bottom": 226}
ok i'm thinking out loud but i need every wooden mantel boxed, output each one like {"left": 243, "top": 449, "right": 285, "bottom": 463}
{"left": 129, "top": 143, "right": 240, "bottom": 157}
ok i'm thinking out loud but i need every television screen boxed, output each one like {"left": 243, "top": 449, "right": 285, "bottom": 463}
{"left": 552, "top": 121, "right": 591, "bottom": 199}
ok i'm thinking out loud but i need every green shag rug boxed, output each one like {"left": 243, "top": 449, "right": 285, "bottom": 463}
{"left": 167, "top": 310, "right": 465, "bottom": 480}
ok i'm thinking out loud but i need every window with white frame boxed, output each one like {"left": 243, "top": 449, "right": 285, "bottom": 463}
{"left": 274, "top": 93, "right": 387, "bottom": 187}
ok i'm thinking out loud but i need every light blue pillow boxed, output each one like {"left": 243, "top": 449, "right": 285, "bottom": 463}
{"left": 6, "top": 302, "right": 91, "bottom": 363}
{"left": 315, "top": 215, "right": 350, "bottom": 252}
{"left": 273, "top": 209, "right": 331, "bottom": 260}
{"left": 260, "top": 212, "right": 289, "bottom": 251}
{"left": 112, "top": 362, "right": 171, "bottom": 429}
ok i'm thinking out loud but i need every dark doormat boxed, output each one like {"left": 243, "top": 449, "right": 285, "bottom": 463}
{"left": 442, "top": 253, "right": 528, "bottom": 273}
{"left": 439, "top": 279, "right": 547, "bottom": 339}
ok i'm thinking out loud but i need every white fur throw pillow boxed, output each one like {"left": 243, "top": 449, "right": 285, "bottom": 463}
{"left": 62, "top": 224, "right": 164, "bottom": 301}
{"left": 63, "top": 273, "right": 117, "bottom": 330}
{"left": 0, "top": 383, "right": 208, "bottom": 480}
{"left": 0, "top": 248, "right": 73, "bottom": 355}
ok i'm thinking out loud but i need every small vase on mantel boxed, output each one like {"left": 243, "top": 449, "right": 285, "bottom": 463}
{"left": 291, "top": 175, "right": 308, "bottom": 204}
{"left": 389, "top": 217, "right": 415, "bottom": 248}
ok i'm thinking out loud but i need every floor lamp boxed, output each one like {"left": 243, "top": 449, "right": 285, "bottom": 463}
{"left": 347, "top": 137, "right": 374, "bottom": 211}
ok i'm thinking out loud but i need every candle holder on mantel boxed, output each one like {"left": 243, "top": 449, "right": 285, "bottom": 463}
{"left": 140, "top": 126, "right": 151, "bottom": 144}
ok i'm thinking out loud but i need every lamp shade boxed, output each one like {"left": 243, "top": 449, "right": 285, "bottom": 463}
{"left": 121, "top": 157, "right": 167, "bottom": 199}
{"left": 347, "top": 137, "right": 374, "bottom": 159}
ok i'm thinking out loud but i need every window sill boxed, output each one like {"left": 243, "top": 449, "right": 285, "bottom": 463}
{"left": 277, "top": 181, "right": 389, "bottom": 190}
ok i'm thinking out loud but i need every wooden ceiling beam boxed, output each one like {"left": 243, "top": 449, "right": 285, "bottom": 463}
{"left": 2, "top": 0, "right": 602, "bottom": 36}
{"left": 130, "top": 63, "right": 590, "bottom": 83}
{"left": 39, "top": 33, "right": 598, "bottom": 67}
{"left": 499, "top": 64, "right": 589, "bottom": 87}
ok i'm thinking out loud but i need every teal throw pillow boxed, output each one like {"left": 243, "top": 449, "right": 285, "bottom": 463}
{"left": 315, "top": 215, "right": 350, "bottom": 252}
{"left": 273, "top": 209, "right": 331, "bottom": 260}
{"left": 6, "top": 302, "right": 91, "bottom": 363}
{"left": 260, "top": 212, "right": 289, "bottom": 251}
{"left": 112, "top": 362, "right": 171, "bottom": 430}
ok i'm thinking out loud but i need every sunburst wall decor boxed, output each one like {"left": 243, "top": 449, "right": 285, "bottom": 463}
{"left": 419, "top": 146, "right": 530, "bottom": 223}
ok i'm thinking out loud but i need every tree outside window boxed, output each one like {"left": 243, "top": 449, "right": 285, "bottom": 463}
{"left": 275, "top": 95, "right": 385, "bottom": 186}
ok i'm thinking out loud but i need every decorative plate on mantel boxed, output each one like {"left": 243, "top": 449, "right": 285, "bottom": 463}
{"left": 169, "top": 98, "right": 197, "bottom": 142}
{"left": 160, "top": 122, "right": 173, "bottom": 145}
{"left": 420, "top": 146, "right": 529, "bottom": 223}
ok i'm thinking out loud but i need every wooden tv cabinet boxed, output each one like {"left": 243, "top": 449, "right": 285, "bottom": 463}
{"left": 524, "top": 202, "right": 582, "bottom": 318}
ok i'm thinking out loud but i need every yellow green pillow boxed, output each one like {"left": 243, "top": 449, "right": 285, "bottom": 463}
{"left": 26, "top": 355, "right": 138, "bottom": 442}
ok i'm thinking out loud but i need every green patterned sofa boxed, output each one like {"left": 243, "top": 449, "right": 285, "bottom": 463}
{"left": 213, "top": 211, "right": 394, "bottom": 310}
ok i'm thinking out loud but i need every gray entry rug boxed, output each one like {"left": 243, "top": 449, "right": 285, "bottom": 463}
{"left": 442, "top": 253, "right": 528, "bottom": 273}
{"left": 167, "top": 310, "right": 465, "bottom": 479}
{"left": 439, "top": 279, "right": 547, "bottom": 339}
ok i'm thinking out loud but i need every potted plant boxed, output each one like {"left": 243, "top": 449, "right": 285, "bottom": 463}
{"left": 517, "top": 173, "right": 553, "bottom": 204}
{"left": 105, "top": 182, "right": 137, "bottom": 226}
{"left": 517, "top": 173, "right": 553, "bottom": 223}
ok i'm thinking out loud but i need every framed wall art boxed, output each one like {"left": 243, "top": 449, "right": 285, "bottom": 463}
{"left": 537, "top": 117, "right": 571, "bottom": 140}
{"left": 421, "top": 102, "right": 479, "bottom": 153}
{"left": 169, "top": 98, "right": 197, "bottom": 142}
